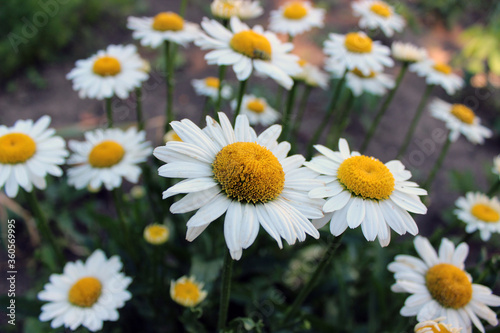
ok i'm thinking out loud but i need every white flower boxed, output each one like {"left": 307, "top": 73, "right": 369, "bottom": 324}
{"left": 67, "top": 127, "right": 152, "bottom": 191}
{"left": 410, "top": 59, "right": 464, "bottom": 95}
{"left": 67, "top": 44, "right": 148, "bottom": 100}
{"left": 269, "top": 1, "right": 325, "bottom": 37}
{"left": 493, "top": 155, "right": 500, "bottom": 177}
{"left": 144, "top": 223, "right": 170, "bottom": 245}
{"left": 388, "top": 236, "right": 500, "bottom": 333}
{"left": 211, "top": 0, "right": 263, "bottom": 20}
{"left": 455, "top": 192, "right": 500, "bottom": 241}
{"left": 324, "top": 32, "right": 394, "bottom": 77}
{"left": 429, "top": 98, "right": 492, "bottom": 144}
{"left": 38, "top": 250, "right": 132, "bottom": 332}
{"left": 0, "top": 116, "right": 68, "bottom": 198}
{"left": 352, "top": 0, "right": 405, "bottom": 37}
{"left": 164, "top": 130, "right": 183, "bottom": 143}
{"left": 195, "top": 16, "right": 301, "bottom": 89}
{"left": 327, "top": 62, "right": 394, "bottom": 96}
{"left": 415, "top": 317, "right": 462, "bottom": 333}
{"left": 294, "top": 59, "right": 329, "bottom": 89}
{"left": 230, "top": 94, "right": 280, "bottom": 126}
{"left": 170, "top": 276, "right": 208, "bottom": 307}
{"left": 153, "top": 113, "right": 324, "bottom": 260}
{"left": 191, "top": 77, "right": 232, "bottom": 99}
{"left": 305, "top": 139, "right": 427, "bottom": 246}
{"left": 127, "top": 12, "right": 200, "bottom": 48}
{"left": 392, "top": 41, "right": 427, "bottom": 63}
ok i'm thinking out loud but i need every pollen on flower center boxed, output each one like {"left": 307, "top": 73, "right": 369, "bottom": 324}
{"left": 152, "top": 12, "right": 184, "bottom": 31}
{"left": 351, "top": 68, "right": 376, "bottom": 78}
{"left": 450, "top": 104, "right": 475, "bottom": 124}
{"left": 205, "top": 77, "right": 220, "bottom": 88}
{"left": 425, "top": 263, "right": 472, "bottom": 309}
{"left": 471, "top": 203, "right": 500, "bottom": 222}
{"left": 0, "top": 133, "right": 37, "bottom": 164}
{"left": 370, "top": 2, "right": 391, "bottom": 17}
{"left": 230, "top": 30, "right": 272, "bottom": 60}
{"left": 68, "top": 277, "right": 102, "bottom": 307}
{"left": 173, "top": 280, "right": 201, "bottom": 303}
{"left": 337, "top": 155, "right": 395, "bottom": 200}
{"left": 88, "top": 140, "right": 125, "bottom": 168}
{"left": 433, "top": 63, "right": 452, "bottom": 75}
{"left": 212, "top": 142, "right": 285, "bottom": 203}
{"left": 298, "top": 59, "right": 307, "bottom": 67}
{"left": 93, "top": 56, "right": 122, "bottom": 76}
{"left": 247, "top": 99, "right": 266, "bottom": 113}
{"left": 283, "top": 2, "right": 308, "bottom": 19}
{"left": 344, "top": 32, "right": 373, "bottom": 53}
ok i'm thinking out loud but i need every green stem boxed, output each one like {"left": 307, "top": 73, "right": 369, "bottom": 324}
{"left": 180, "top": 0, "right": 188, "bottom": 17}
{"left": 164, "top": 41, "right": 175, "bottom": 133}
{"left": 327, "top": 91, "right": 355, "bottom": 147}
{"left": 360, "top": 62, "right": 409, "bottom": 153}
{"left": 200, "top": 97, "right": 210, "bottom": 125}
{"left": 105, "top": 98, "right": 113, "bottom": 128}
{"left": 291, "top": 85, "right": 312, "bottom": 144}
{"left": 487, "top": 179, "right": 500, "bottom": 196}
{"left": 280, "top": 80, "right": 298, "bottom": 141}
{"left": 135, "top": 86, "right": 144, "bottom": 131}
{"left": 217, "top": 250, "right": 234, "bottom": 331}
{"left": 423, "top": 136, "right": 452, "bottom": 190}
{"left": 215, "top": 65, "right": 227, "bottom": 112}
{"left": 396, "top": 84, "right": 434, "bottom": 159}
{"left": 112, "top": 189, "right": 130, "bottom": 243}
{"left": 276, "top": 85, "right": 284, "bottom": 112}
{"left": 233, "top": 79, "right": 248, "bottom": 125}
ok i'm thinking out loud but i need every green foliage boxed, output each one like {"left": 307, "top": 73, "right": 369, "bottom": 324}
{"left": 458, "top": 24, "right": 500, "bottom": 75}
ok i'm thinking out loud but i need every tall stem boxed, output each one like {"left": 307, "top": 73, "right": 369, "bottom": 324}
{"left": 180, "top": 0, "right": 188, "bottom": 17}
{"left": 280, "top": 81, "right": 298, "bottom": 141}
{"left": 233, "top": 79, "right": 248, "bottom": 125}
{"left": 218, "top": 250, "right": 234, "bottom": 331}
{"left": 488, "top": 179, "right": 500, "bottom": 196}
{"left": 328, "top": 91, "right": 355, "bottom": 147}
{"left": 396, "top": 84, "right": 434, "bottom": 159}
{"left": 105, "top": 98, "right": 113, "bottom": 128}
{"left": 360, "top": 62, "right": 409, "bottom": 153}
{"left": 215, "top": 65, "right": 227, "bottom": 112}
{"left": 291, "top": 85, "right": 312, "bottom": 144}
{"left": 200, "top": 97, "right": 210, "bottom": 125}
{"left": 164, "top": 41, "right": 175, "bottom": 133}
{"left": 112, "top": 189, "right": 130, "bottom": 244}
{"left": 135, "top": 86, "right": 144, "bottom": 131}
{"left": 423, "top": 136, "right": 452, "bottom": 190}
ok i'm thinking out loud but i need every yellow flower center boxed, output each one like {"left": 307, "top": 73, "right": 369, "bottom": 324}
{"left": 433, "top": 63, "right": 452, "bottom": 75}
{"left": 450, "top": 104, "right": 475, "bottom": 125}
{"left": 68, "top": 277, "right": 102, "bottom": 307}
{"left": 337, "top": 155, "right": 395, "bottom": 200}
{"left": 344, "top": 32, "right": 373, "bottom": 53}
{"left": 88, "top": 140, "right": 125, "bottom": 168}
{"left": 417, "top": 323, "right": 453, "bottom": 333}
{"left": 351, "top": 68, "right": 376, "bottom": 78}
{"left": 212, "top": 142, "right": 285, "bottom": 203}
{"left": 471, "top": 203, "right": 500, "bottom": 222}
{"left": 425, "top": 263, "right": 473, "bottom": 309}
{"left": 152, "top": 12, "right": 184, "bottom": 31}
{"left": 144, "top": 224, "right": 169, "bottom": 244}
{"left": 246, "top": 99, "right": 266, "bottom": 113}
{"left": 0, "top": 133, "right": 37, "bottom": 164}
{"left": 173, "top": 280, "right": 201, "bottom": 304}
{"left": 230, "top": 30, "right": 272, "bottom": 60}
{"left": 370, "top": 2, "right": 391, "bottom": 17}
{"left": 93, "top": 56, "right": 122, "bottom": 76}
{"left": 205, "top": 77, "right": 220, "bottom": 88}
{"left": 298, "top": 59, "right": 308, "bottom": 67}
{"left": 283, "top": 2, "right": 308, "bottom": 20}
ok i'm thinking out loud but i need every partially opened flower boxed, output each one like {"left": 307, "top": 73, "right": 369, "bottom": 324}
{"left": 293, "top": 59, "right": 329, "bottom": 89}
{"left": 352, "top": 0, "right": 405, "bottom": 37}
{"left": 144, "top": 223, "right": 170, "bottom": 245}
{"left": 67, "top": 127, "right": 152, "bottom": 191}
{"left": 170, "top": 276, "right": 208, "bottom": 307}
{"left": 127, "top": 12, "right": 200, "bottom": 48}
{"left": 429, "top": 99, "right": 492, "bottom": 144}
{"left": 455, "top": 192, "right": 500, "bottom": 241}
{"left": 305, "top": 139, "right": 427, "bottom": 246}
{"left": 211, "top": 0, "right": 263, "bottom": 20}
{"left": 389, "top": 236, "right": 500, "bottom": 332}
{"left": 67, "top": 44, "right": 148, "bottom": 100}
{"left": 191, "top": 77, "right": 232, "bottom": 99}
{"left": 415, "top": 317, "right": 461, "bottom": 333}
{"left": 269, "top": 1, "right": 325, "bottom": 37}
{"left": 38, "top": 250, "right": 132, "bottom": 332}
{"left": 327, "top": 63, "right": 394, "bottom": 96}
{"left": 153, "top": 113, "right": 324, "bottom": 260}
{"left": 410, "top": 59, "right": 464, "bottom": 95}
{"left": 0, "top": 116, "right": 68, "bottom": 198}
{"left": 392, "top": 41, "right": 427, "bottom": 64}
{"left": 195, "top": 16, "right": 301, "bottom": 89}
{"left": 230, "top": 94, "right": 280, "bottom": 126}
{"left": 493, "top": 155, "right": 500, "bottom": 177}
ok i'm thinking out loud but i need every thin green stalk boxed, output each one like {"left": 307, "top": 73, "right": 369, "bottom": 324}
{"left": 180, "top": 0, "right": 188, "bottom": 17}
{"left": 200, "top": 96, "right": 210, "bottom": 125}
{"left": 164, "top": 41, "right": 175, "bottom": 133}
{"left": 487, "top": 179, "right": 500, "bottom": 196}
{"left": 105, "top": 98, "right": 113, "bottom": 128}
{"left": 423, "top": 136, "right": 452, "bottom": 190}
{"left": 280, "top": 80, "right": 299, "bottom": 141}
{"left": 135, "top": 86, "right": 144, "bottom": 131}
{"left": 218, "top": 250, "right": 234, "bottom": 331}
{"left": 276, "top": 85, "right": 284, "bottom": 112}
{"left": 215, "top": 65, "right": 227, "bottom": 112}
{"left": 327, "top": 91, "right": 355, "bottom": 147}
{"left": 233, "top": 79, "right": 248, "bottom": 125}
{"left": 112, "top": 189, "right": 130, "bottom": 244}
{"left": 291, "top": 85, "right": 312, "bottom": 143}
{"left": 396, "top": 84, "right": 434, "bottom": 159}
{"left": 360, "top": 62, "right": 409, "bottom": 153}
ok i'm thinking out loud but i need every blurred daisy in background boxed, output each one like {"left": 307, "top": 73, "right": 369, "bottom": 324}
{"left": 352, "top": 0, "right": 405, "bottom": 37}
{"left": 455, "top": 192, "right": 500, "bottom": 241}
{"left": 429, "top": 99, "right": 492, "bottom": 144}
{"left": 170, "top": 276, "right": 208, "bottom": 307}
{"left": 493, "top": 155, "right": 500, "bottom": 177}
{"left": 38, "top": 250, "right": 132, "bottom": 332}
{"left": 410, "top": 59, "right": 464, "bottom": 95}
{"left": 144, "top": 223, "right": 170, "bottom": 245}
{"left": 164, "top": 129, "right": 183, "bottom": 143}
{"left": 392, "top": 41, "right": 427, "bottom": 64}
{"left": 191, "top": 76, "right": 232, "bottom": 100}
{"left": 211, "top": 0, "right": 263, "bottom": 20}
{"left": 0, "top": 116, "right": 67, "bottom": 198}
{"left": 293, "top": 59, "right": 329, "bottom": 89}
{"left": 230, "top": 94, "right": 280, "bottom": 126}
{"left": 389, "top": 236, "right": 500, "bottom": 332}
{"left": 306, "top": 138, "right": 427, "bottom": 246}
{"left": 269, "top": 1, "right": 325, "bottom": 37}
{"left": 327, "top": 62, "right": 394, "bottom": 96}
{"left": 67, "top": 44, "right": 148, "bottom": 100}
{"left": 415, "top": 317, "right": 461, "bottom": 333}
{"left": 67, "top": 127, "right": 152, "bottom": 191}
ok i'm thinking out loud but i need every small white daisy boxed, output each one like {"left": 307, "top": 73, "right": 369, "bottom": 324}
{"left": 144, "top": 223, "right": 170, "bottom": 245}
{"left": 324, "top": 31, "right": 394, "bottom": 77}
{"left": 493, "top": 155, "right": 500, "bottom": 177}
{"left": 392, "top": 41, "right": 427, "bottom": 63}
{"left": 415, "top": 317, "right": 462, "bottom": 333}
{"left": 429, "top": 98, "right": 492, "bottom": 144}
{"left": 153, "top": 113, "right": 324, "bottom": 260}
{"left": 0, "top": 116, "right": 68, "bottom": 198}
{"left": 195, "top": 16, "right": 301, "bottom": 89}
{"left": 293, "top": 59, "right": 329, "bottom": 89}
{"left": 305, "top": 138, "right": 427, "bottom": 246}
{"left": 191, "top": 76, "right": 232, "bottom": 100}
{"left": 164, "top": 130, "right": 183, "bottom": 143}
{"left": 230, "top": 94, "right": 280, "bottom": 126}
{"left": 388, "top": 236, "right": 500, "bottom": 333}
{"left": 455, "top": 192, "right": 500, "bottom": 241}
{"left": 269, "top": 1, "right": 325, "bottom": 37}
{"left": 170, "top": 276, "right": 208, "bottom": 307}
{"left": 67, "top": 44, "right": 148, "bottom": 100}
{"left": 211, "top": 0, "right": 263, "bottom": 20}
{"left": 327, "top": 62, "right": 394, "bottom": 96}
{"left": 67, "top": 127, "right": 152, "bottom": 191}
{"left": 127, "top": 12, "right": 200, "bottom": 48}
{"left": 352, "top": 0, "right": 405, "bottom": 37}
{"left": 38, "top": 249, "right": 132, "bottom": 332}
{"left": 410, "top": 59, "right": 464, "bottom": 95}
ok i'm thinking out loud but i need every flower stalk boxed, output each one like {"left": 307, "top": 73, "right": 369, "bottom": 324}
{"left": 106, "top": 97, "right": 113, "bottom": 128}
{"left": 280, "top": 80, "right": 299, "bottom": 141}
{"left": 218, "top": 250, "right": 234, "bottom": 331}
{"left": 423, "top": 136, "right": 452, "bottom": 190}
{"left": 233, "top": 79, "right": 248, "bottom": 125}
{"left": 164, "top": 40, "right": 175, "bottom": 133}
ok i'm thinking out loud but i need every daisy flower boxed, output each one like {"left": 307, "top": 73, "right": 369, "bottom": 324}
{"left": 144, "top": 223, "right": 170, "bottom": 245}
{"left": 324, "top": 32, "right": 394, "bottom": 77}
{"left": 191, "top": 76, "right": 232, "bottom": 100}
{"left": 493, "top": 155, "right": 500, "bottom": 177}
{"left": 294, "top": 59, "right": 329, "bottom": 89}
{"left": 195, "top": 16, "right": 301, "bottom": 90}
{"left": 164, "top": 129, "right": 183, "bottom": 143}
{"left": 0, "top": 116, "right": 68, "bottom": 198}
{"left": 153, "top": 113, "right": 324, "bottom": 260}
{"left": 269, "top": 1, "right": 325, "bottom": 37}
{"left": 38, "top": 250, "right": 132, "bottom": 332}
{"left": 211, "top": 0, "right": 263, "bottom": 20}
{"left": 415, "top": 317, "right": 462, "bottom": 333}
{"left": 67, "top": 127, "right": 152, "bottom": 191}
{"left": 454, "top": 192, "right": 500, "bottom": 241}
{"left": 410, "top": 59, "right": 464, "bottom": 95}
{"left": 305, "top": 139, "right": 427, "bottom": 246}
{"left": 392, "top": 41, "right": 427, "bottom": 64}
{"left": 170, "top": 276, "right": 208, "bottom": 307}
{"left": 429, "top": 99, "right": 492, "bottom": 144}
{"left": 127, "top": 12, "right": 200, "bottom": 48}
{"left": 388, "top": 236, "right": 500, "bottom": 332}
{"left": 230, "top": 94, "right": 280, "bottom": 126}
{"left": 352, "top": 0, "right": 405, "bottom": 37}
